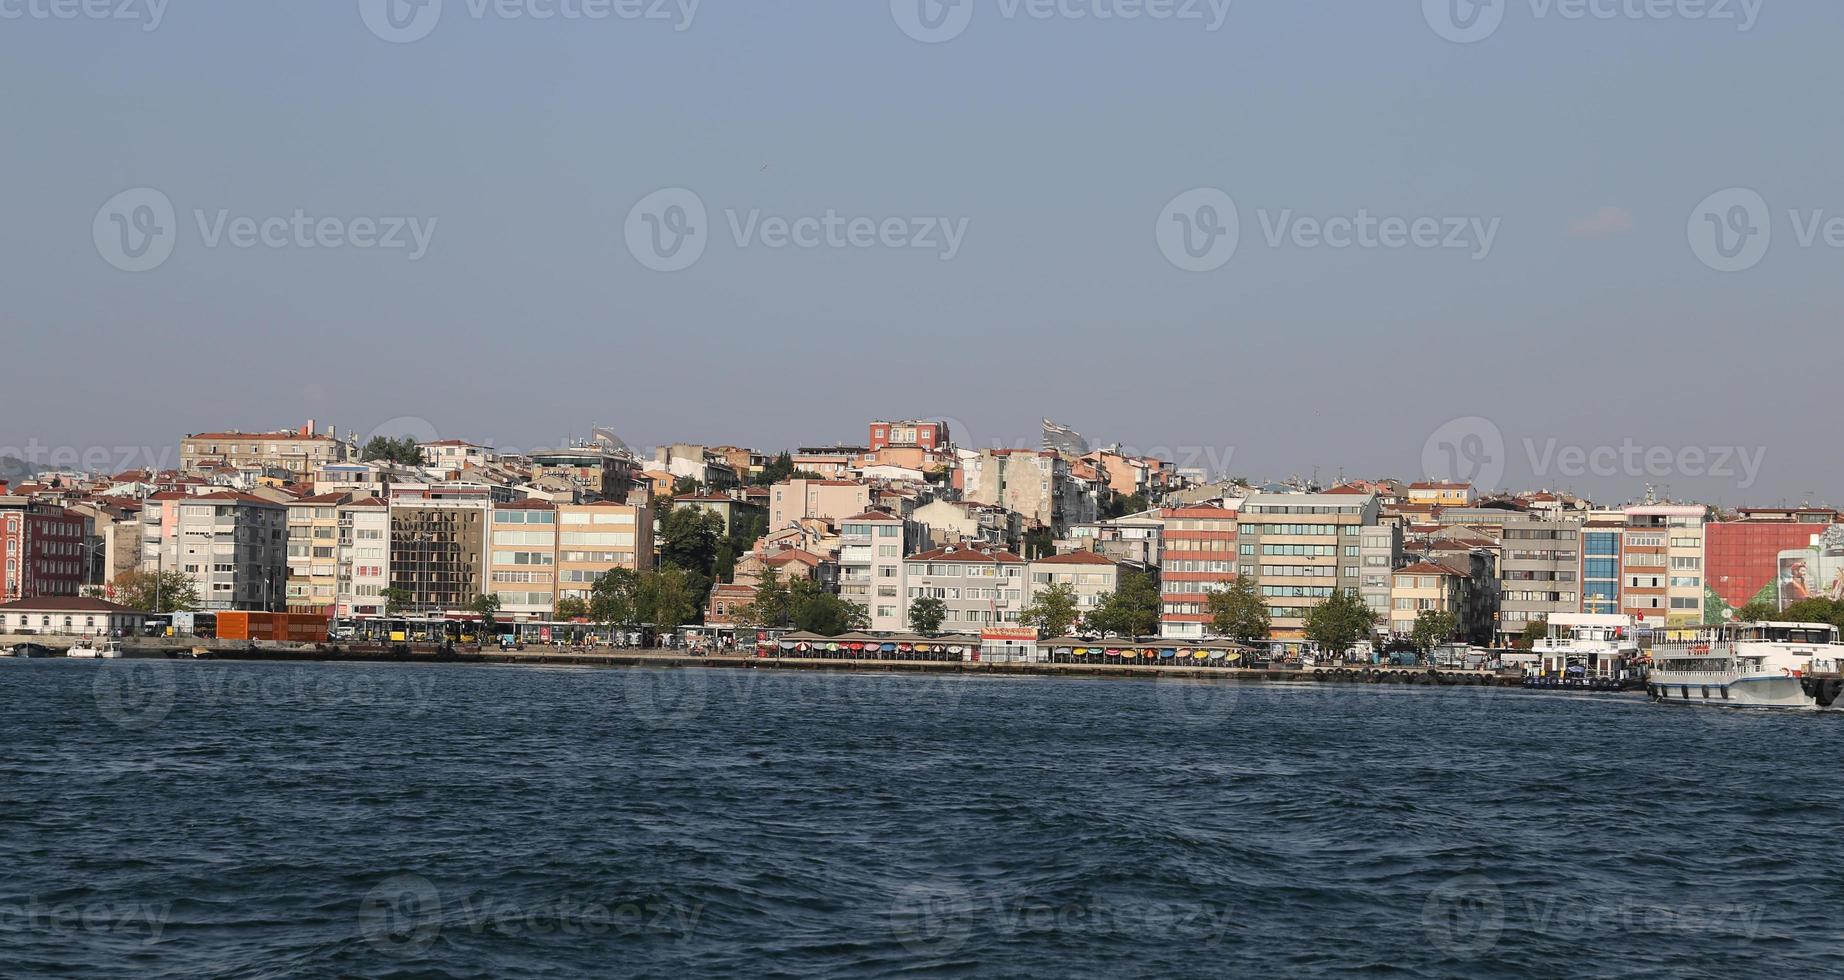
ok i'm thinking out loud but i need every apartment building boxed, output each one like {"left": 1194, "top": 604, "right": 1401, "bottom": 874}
{"left": 904, "top": 544, "right": 1027, "bottom": 629}
{"left": 389, "top": 499, "right": 489, "bottom": 614}
{"left": 1358, "top": 523, "right": 1404, "bottom": 621}
{"left": 420, "top": 440, "right": 494, "bottom": 471}
{"left": 965, "top": 449, "right": 1098, "bottom": 532}
{"left": 555, "top": 500, "right": 653, "bottom": 607}
{"left": 869, "top": 420, "right": 949, "bottom": 451}
{"left": 0, "top": 497, "right": 88, "bottom": 602}
{"left": 1062, "top": 511, "right": 1165, "bottom": 568}
{"left": 528, "top": 446, "right": 636, "bottom": 502}
{"left": 336, "top": 497, "right": 391, "bottom": 619}
{"left": 155, "top": 492, "right": 289, "bottom": 611}
{"left": 1236, "top": 492, "right": 1379, "bottom": 641}
{"left": 1580, "top": 517, "right": 1623, "bottom": 615}
{"left": 791, "top": 448, "right": 859, "bottom": 479}
{"left": 1159, "top": 504, "right": 1242, "bottom": 640}
{"left": 1496, "top": 517, "right": 1582, "bottom": 642}
{"left": 1389, "top": 554, "right": 1498, "bottom": 644}
{"left": 1621, "top": 504, "right": 1708, "bottom": 629}
{"left": 653, "top": 444, "right": 740, "bottom": 487}
{"left": 1405, "top": 482, "right": 1475, "bottom": 507}
{"left": 487, "top": 499, "right": 557, "bottom": 620}
{"left": 286, "top": 493, "right": 347, "bottom": 614}
{"left": 181, "top": 422, "right": 350, "bottom": 479}
{"left": 1029, "top": 551, "right": 1122, "bottom": 623}
{"left": 769, "top": 479, "right": 871, "bottom": 534}
{"left": 911, "top": 498, "right": 1021, "bottom": 551}
{"left": 840, "top": 510, "right": 913, "bottom": 632}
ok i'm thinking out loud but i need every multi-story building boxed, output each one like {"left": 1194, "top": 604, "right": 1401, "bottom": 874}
{"left": 672, "top": 492, "right": 764, "bottom": 536}
{"left": 0, "top": 497, "right": 88, "bottom": 602}
{"left": 966, "top": 449, "right": 1097, "bottom": 532}
{"left": 1029, "top": 551, "right": 1123, "bottom": 624}
{"left": 1495, "top": 517, "right": 1581, "bottom": 643}
{"left": 1236, "top": 492, "right": 1380, "bottom": 642}
{"left": 1358, "top": 523, "right": 1404, "bottom": 622}
{"left": 335, "top": 497, "right": 391, "bottom": 619}
{"left": 868, "top": 420, "right": 950, "bottom": 452}
{"left": 904, "top": 544, "right": 1027, "bottom": 630}
{"left": 769, "top": 479, "right": 871, "bottom": 535}
{"left": 554, "top": 500, "right": 654, "bottom": 607}
{"left": 1389, "top": 554, "right": 1498, "bottom": 644}
{"left": 528, "top": 446, "right": 636, "bottom": 502}
{"left": 152, "top": 492, "right": 288, "bottom": 611}
{"left": 1159, "top": 504, "right": 1242, "bottom": 639}
{"left": 1621, "top": 504, "right": 1708, "bottom": 629}
{"left": 1062, "top": 511, "right": 1164, "bottom": 568}
{"left": 181, "top": 422, "right": 350, "bottom": 479}
{"left": 653, "top": 444, "right": 741, "bottom": 488}
{"left": 1580, "top": 517, "right": 1623, "bottom": 615}
{"left": 487, "top": 500, "right": 558, "bottom": 621}
{"left": 1704, "top": 509, "right": 1841, "bottom": 618}
{"left": 1405, "top": 482, "right": 1475, "bottom": 508}
{"left": 911, "top": 498, "right": 1021, "bottom": 551}
{"left": 419, "top": 440, "right": 494, "bottom": 471}
{"left": 285, "top": 493, "right": 347, "bottom": 614}
{"left": 389, "top": 499, "right": 490, "bottom": 614}
{"left": 840, "top": 510, "right": 913, "bottom": 632}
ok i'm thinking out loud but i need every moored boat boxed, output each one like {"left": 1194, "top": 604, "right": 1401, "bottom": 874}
{"left": 1647, "top": 621, "right": 1843, "bottom": 709}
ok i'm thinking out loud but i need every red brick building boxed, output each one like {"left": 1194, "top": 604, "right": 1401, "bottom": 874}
{"left": 868, "top": 420, "right": 948, "bottom": 452}
{"left": 0, "top": 498, "right": 89, "bottom": 603}
{"left": 1706, "top": 510, "right": 1841, "bottom": 613}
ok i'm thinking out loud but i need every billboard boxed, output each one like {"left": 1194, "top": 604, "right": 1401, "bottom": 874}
{"left": 1777, "top": 527, "right": 1844, "bottom": 611}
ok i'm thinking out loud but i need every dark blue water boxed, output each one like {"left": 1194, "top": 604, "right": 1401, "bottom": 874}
{"left": 2, "top": 659, "right": 1839, "bottom": 978}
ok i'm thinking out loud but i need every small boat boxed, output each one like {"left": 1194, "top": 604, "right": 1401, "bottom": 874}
{"left": 66, "top": 638, "right": 125, "bottom": 659}
{"left": 7, "top": 642, "right": 56, "bottom": 659}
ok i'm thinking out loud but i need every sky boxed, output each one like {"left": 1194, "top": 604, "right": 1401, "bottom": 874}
{"left": 3, "top": 0, "right": 1839, "bottom": 508}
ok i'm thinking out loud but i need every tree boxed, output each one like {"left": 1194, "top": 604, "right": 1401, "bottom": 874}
{"left": 111, "top": 569, "right": 200, "bottom": 614}
{"left": 1737, "top": 598, "right": 1779, "bottom": 623}
{"left": 361, "top": 435, "right": 424, "bottom": 466}
{"left": 1521, "top": 618, "right": 1548, "bottom": 649}
{"left": 789, "top": 579, "right": 866, "bottom": 635}
{"left": 1303, "top": 588, "right": 1377, "bottom": 659}
{"left": 1206, "top": 576, "right": 1270, "bottom": 644}
{"left": 741, "top": 573, "right": 794, "bottom": 628}
{"left": 672, "top": 475, "right": 700, "bottom": 497}
{"left": 381, "top": 587, "right": 413, "bottom": 616}
{"left": 642, "top": 566, "right": 700, "bottom": 632}
{"left": 658, "top": 503, "right": 724, "bottom": 578}
{"left": 753, "top": 451, "right": 796, "bottom": 486}
{"left": 1411, "top": 609, "right": 1459, "bottom": 654}
{"left": 1102, "top": 491, "right": 1149, "bottom": 520}
{"left": 468, "top": 594, "right": 502, "bottom": 640}
{"left": 590, "top": 568, "right": 643, "bottom": 627}
{"left": 908, "top": 596, "right": 946, "bottom": 635}
{"left": 1782, "top": 597, "right": 1844, "bottom": 632}
{"left": 556, "top": 596, "right": 588, "bottom": 620}
{"left": 1022, "top": 527, "right": 1055, "bottom": 560}
{"left": 1087, "top": 570, "right": 1161, "bottom": 638}
{"left": 1020, "top": 581, "right": 1081, "bottom": 638}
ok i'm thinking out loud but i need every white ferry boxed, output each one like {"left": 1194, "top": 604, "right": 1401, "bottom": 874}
{"left": 1531, "top": 613, "right": 1642, "bottom": 681}
{"left": 1647, "top": 622, "right": 1844, "bottom": 709}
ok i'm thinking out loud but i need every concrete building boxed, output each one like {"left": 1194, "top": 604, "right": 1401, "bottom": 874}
{"left": 181, "top": 422, "right": 350, "bottom": 479}
{"left": 1581, "top": 516, "right": 1623, "bottom": 616}
{"left": 1028, "top": 551, "right": 1122, "bottom": 623}
{"left": 1388, "top": 552, "right": 1497, "bottom": 645}
{"left": 1159, "top": 504, "right": 1242, "bottom": 640}
{"left": 769, "top": 479, "right": 871, "bottom": 535}
{"left": 1621, "top": 504, "right": 1709, "bottom": 629}
{"left": 1358, "top": 523, "right": 1404, "bottom": 622}
{"left": 555, "top": 500, "right": 654, "bottom": 607}
{"left": 1405, "top": 482, "right": 1475, "bottom": 507}
{"left": 488, "top": 499, "right": 558, "bottom": 621}
{"left": 0, "top": 596, "right": 145, "bottom": 636}
{"left": 1495, "top": 517, "right": 1582, "bottom": 643}
{"left": 335, "top": 497, "right": 391, "bottom": 619}
{"left": 911, "top": 498, "right": 1021, "bottom": 551}
{"left": 149, "top": 491, "right": 289, "bottom": 611}
{"left": 0, "top": 497, "right": 88, "bottom": 602}
{"left": 420, "top": 440, "right": 494, "bottom": 471}
{"left": 528, "top": 446, "right": 636, "bottom": 502}
{"left": 1062, "top": 510, "right": 1165, "bottom": 568}
{"left": 1704, "top": 509, "right": 1842, "bottom": 618}
{"left": 653, "top": 444, "right": 740, "bottom": 488}
{"left": 965, "top": 450, "right": 1097, "bottom": 532}
{"left": 839, "top": 510, "right": 915, "bottom": 632}
{"left": 286, "top": 493, "right": 347, "bottom": 614}
{"left": 1237, "top": 492, "right": 1380, "bottom": 642}
{"left": 869, "top": 420, "right": 950, "bottom": 452}
{"left": 389, "top": 499, "right": 490, "bottom": 614}
{"left": 904, "top": 544, "right": 1027, "bottom": 630}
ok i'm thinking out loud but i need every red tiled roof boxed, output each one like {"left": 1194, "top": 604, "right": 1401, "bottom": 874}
{"left": 1032, "top": 551, "right": 1118, "bottom": 566}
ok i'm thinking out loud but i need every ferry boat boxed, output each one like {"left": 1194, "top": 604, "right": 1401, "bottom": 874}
{"left": 1530, "top": 614, "right": 1643, "bottom": 682}
{"left": 66, "top": 638, "right": 125, "bottom": 660}
{"left": 1647, "top": 621, "right": 1844, "bottom": 709}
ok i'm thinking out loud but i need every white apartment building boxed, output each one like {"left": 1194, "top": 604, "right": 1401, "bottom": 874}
{"left": 840, "top": 510, "right": 912, "bottom": 632}
{"left": 144, "top": 491, "right": 288, "bottom": 611}
{"left": 489, "top": 499, "right": 559, "bottom": 620}
{"left": 336, "top": 497, "right": 391, "bottom": 619}
{"left": 904, "top": 544, "right": 1027, "bottom": 630}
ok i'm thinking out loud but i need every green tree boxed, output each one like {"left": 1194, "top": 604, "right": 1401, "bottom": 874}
{"left": 1206, "top": 576, "right": 1270, "bottom": 643}
{"left": 1737, "top": 598, "right": 1779, "bottom": 623}
{"left": 556, "top": 596, "right": 589, "bottom": 620}
{"left": 1521, "top": 618, "right": 1548, "bottom": 649}
{"left": 381, "top": 587, "right": 413, "bottom": 616}
{"left": 1410, "top": 609, "right": 1458, "bottom": 654}
{"left": 1087, "top": 570, "right": 1161, "bottom": 638}
{"left": 361, "top": 435, "right": 424, "bottom": 466}
{"left": 642, "top": 566, "right": 700, "bottom": 632}
{"left": 1782, "top": 597, "right": 1844, "bottom": 631}
{"left": 1303, "top": 588, "right": 1377, "bottom": 658}
{"left": 741, "top": 573, "right": 794, "bottom": 628}
{"left": 1021, "top": 527, "right": 1055, "bottom": 560}
{"left": 788, "top": 579, "right": 866, "bottom": 635}
{"left": 908, "top": 595, "right": 947, "bottom": 635}
{"left": 1020, "top": 581, "right": 1082, "bottom": 638}
{"left": 468, "top": 594, "right": 501, "bottom": 641}
{"left": 753, "top": 452, "right": 796, "bottom": 486}
{"left": 589, "top": 568, "right": 643, "bottom": 626}
{"left": 1102, "top": 491, "right": 1149, "bottom": 519}
{"left": 111, "top": 569, "right": 200, "bottom": 614}
{"left": 658, "top": 503, "right": 724, "bottom": 578}
{"left": 672, "top": 475, "right": 700, "bottom": 497}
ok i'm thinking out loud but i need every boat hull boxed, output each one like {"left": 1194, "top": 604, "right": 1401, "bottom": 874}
{"left": 1649, "top": 672, "right": 1823, "bottom": 709}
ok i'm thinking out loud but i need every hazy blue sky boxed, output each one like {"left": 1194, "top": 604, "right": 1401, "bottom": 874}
{"left": 3, "top": 0, "right": 1839, "bottom": 506}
